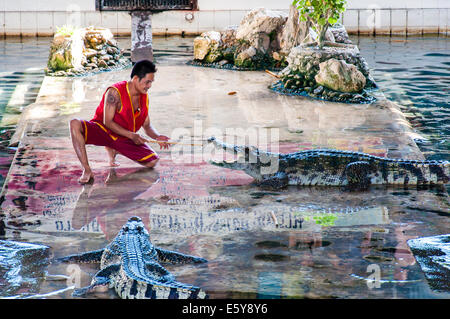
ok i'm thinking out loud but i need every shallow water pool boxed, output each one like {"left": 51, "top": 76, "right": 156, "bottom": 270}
{"left": 0, "top": 35, "right": 448, "bottom": 299}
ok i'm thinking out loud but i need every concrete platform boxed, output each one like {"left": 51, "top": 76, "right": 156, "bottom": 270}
{"left": 0, "top": 64, "right": 448, "bottom": 299}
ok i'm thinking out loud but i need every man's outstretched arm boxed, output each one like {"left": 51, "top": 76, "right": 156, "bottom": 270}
{"left": 142, "top": 116, "right": 170, "bottom": 149}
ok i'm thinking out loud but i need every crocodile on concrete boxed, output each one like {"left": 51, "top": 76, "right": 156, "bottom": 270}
{"left": 57, "top": 216, "right": 208, "bottom": 299}
{"left": 207, "top": 137, "right": 450, "bottom": 189}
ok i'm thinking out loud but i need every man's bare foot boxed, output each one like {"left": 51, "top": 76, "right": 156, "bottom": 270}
{"left": 106, "top": 147, "right": 120, "bottom": 167}
{"left": 78, "top": 169, "right": 94, "bottom": 184}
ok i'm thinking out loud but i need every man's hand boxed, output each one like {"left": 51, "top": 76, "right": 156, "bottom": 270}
{"left": 130, "top": 133, "right": 149, "bottom": 145}
{"left": 156, "top": 135, "right": 171, "bottom": 150}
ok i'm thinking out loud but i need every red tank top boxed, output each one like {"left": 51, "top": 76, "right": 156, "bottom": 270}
{"left": 91, "top": 81, "right": 149, "bottom": 140}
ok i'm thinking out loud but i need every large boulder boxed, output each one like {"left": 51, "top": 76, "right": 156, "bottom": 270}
{"left": 193, "top": 37, "right": 210, "bottom": 60}
{"left": 235, "top": 8, "right": 287, "bottom": 54}
{"left": 275, "top": 43, "right": 376, "bottom": 103}
{"left": 47, "top": 28, "right": 85, "bottom": 71}
{"left": 315, "top": 58, "right": 366, "bottom": 93}
{"left": 220, "top": 26, "right": 238, "bottom": 49}
{"left": 279, "top": 5, "right": 312, "bottom": 55}
{"left": 282, "top": 43, "right": 368, "bottom": 78}
{"left": 193, "top": 31, "right": 222, "bottom": 61}
{"left": 83, "top": 27, "right": 115, "bottom": 52}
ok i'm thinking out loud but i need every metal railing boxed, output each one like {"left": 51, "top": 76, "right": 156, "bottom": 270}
{"left": 95, "top": 0, "right": 197, "bottom": 11}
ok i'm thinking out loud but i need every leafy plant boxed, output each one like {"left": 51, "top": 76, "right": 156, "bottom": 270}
{"left": 312, "top": 214, "right": 338, "bottom": 227}
{"left": 55, "top": 25, "right": 76, "bottom": 37}
{"left": 302, "top": 213, "right": 339, "bottom": 227}
{"left": 292, "top": 0, "right": 347, "bottom": 49}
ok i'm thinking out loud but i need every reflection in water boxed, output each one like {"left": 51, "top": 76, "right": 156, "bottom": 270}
{"left": 149, "top": 185, "right": 449, "bottom": 299}
{"left": 4, "top": 138, "right": 449, "bottom": 299}
{"left": 2, "top": 154, "right": 450, "bottom": 298}
{"left": 71, "top": 167, "right": 160, "bottom": 240}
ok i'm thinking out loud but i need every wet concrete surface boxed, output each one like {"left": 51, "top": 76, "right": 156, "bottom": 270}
{"left": 0, "top": 61, "right": 449, "bottom": 298}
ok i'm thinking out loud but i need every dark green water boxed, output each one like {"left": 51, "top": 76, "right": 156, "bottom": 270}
{"left": 352, "top": 35, "right": 449, "bottom": 162}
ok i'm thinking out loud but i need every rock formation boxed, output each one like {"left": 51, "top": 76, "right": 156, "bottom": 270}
{"left": 191, "top": 8, "right": 290, "bottom": 70}
{"left": 275, "top": 43, "right": 377, "bottom": 103}
{"left": 235, "top": 7, "right": 287, "bottom": 54}
{"left": 46, "top": 26, "right": 130, "bottom": 77}
{"left": 279, "top": 5, "right": 311, "bottom": 55}
{"left": 191, "top": 6, "right": 377, "bottom": 103}
{"left": 315, "top": 58, "right": 366, "bottom": 93}
{"left": 191, "top": 6, "right": 354, "bottom": 71}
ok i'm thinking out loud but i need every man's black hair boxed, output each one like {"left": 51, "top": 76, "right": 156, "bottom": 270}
{"left": 131, "top": 60, "right": 157, "bottom": 79}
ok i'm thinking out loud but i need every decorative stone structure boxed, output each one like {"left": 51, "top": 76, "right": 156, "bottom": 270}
{"left": 278, "top": 4, "right": 311, "bottom": 56}
{"left": 46, "top": 26, "right": 130, "bottom": 77}
{"left": 235, "top": 7, "right": 287, "bottom": 54}
{"left": 191, "top": 6, "right": 377, "bottom": 103}
{"left": 191, "top": 6, "right": 355, "bottom": 72}
{"left": 190, "top": 8, "right": 290, "bottom": 70}
{"left": 273, "top": 42, "right": 377, "bottom": 103}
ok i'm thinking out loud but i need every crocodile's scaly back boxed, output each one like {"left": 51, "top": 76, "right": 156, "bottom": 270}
{"left": 280, "top": 149, "right": 450, "bottom": 186}
{"left": 110, "top": 223, "right": 206, "bottom": 299}
{"left": 60, "top": 217, "right": 208, "bottom": 299}
{"left": 207, "top": 137, "right": 449, "bottom": 188}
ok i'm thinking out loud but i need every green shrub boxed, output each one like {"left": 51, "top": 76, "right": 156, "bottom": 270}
{"left": 292, "top": 0, "right": 347, "bottom": 49}
{"left": 55, "top": 25, "right": 76, "bottom": 37}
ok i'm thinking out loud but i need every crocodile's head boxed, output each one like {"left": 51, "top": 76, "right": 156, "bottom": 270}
{"left": 119, "top": 216, "right": 150, "bottom": 238}
{"left": 207, "top": 136, "right": 280, "bottom": 181}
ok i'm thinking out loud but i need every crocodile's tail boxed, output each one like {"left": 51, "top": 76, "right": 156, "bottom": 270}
{"left": 384, "top": 159, "right": 450, "bottom": 185}
{"left": 115, "top": 279, "right": 208, "bottom": 299}
{"left": 145, "top": 284, "right": 208, "bottom": 299}
{"left": 55, "top": 249, "right": 104, "bottom": 264}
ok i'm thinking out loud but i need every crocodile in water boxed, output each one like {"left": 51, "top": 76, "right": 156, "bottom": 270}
{"left": 207, "top": 137, "right": 449, "bottom": 189}
{"left": 58, "top": 216, "right": 208, "bottom": 299}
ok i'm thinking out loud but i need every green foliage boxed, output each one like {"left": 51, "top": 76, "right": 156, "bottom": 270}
{"left": 292, "top": 0, "right": 347, "bottom": 48}
{"left": 55, "top": 25, "right": 76, "bottom": 36}
{"left": 312, "top": 214, "right": 338, "bottom": 226}
{"left": 204, "top": 48, "right": 223, "bottom": 63}
{"left": 302, "top": 213, "right": 339, "bottom": 227}
{"left": 48, "top": 49, "right": 73, "bottom": 71}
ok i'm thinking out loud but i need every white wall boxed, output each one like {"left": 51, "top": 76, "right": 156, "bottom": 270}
{"left": 345, "top": 0, "right": 449, "bottom": 9}
{"left": 197, "top": 0, "right": 291, "bottom": 10}
{"left": 0, "top": 0, "right": 448, "bottom": 36}
{"left": 1, "top": 0, "right": 447, "bottom": 11}
{"left": 0, "top": 0, "right": 95, "bottom": 11}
